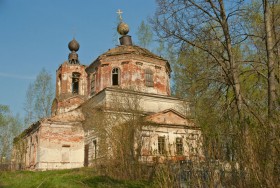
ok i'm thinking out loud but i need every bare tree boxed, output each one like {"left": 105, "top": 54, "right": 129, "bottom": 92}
{"left": 82, "top": 89, "right": 149, "bottom": 179}
{"left": 262, "top": 0, "right": 278, "bottom": 186}
{"left": 152, "top": 0, "right": 246, "bottom": 119}
{"left": 263, "top": 0, "right": 277, "bottom": 123}
{"left": 24, "top": 68, "right": 54, "bottom": 126}
{"left": 151, "top": 0, "right": 280, "bottom": 186}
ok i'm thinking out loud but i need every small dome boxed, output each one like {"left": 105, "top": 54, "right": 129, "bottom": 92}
{"left": 117, "top": 22, "right": 129, "bottom": 35}
{"left": 68, "top": 38, "right": 80, "bottom": 52}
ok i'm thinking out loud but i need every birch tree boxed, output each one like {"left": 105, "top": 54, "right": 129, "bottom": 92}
{"left": 136, "top": 20, "right": 153, "bottom": 49}
{"left": 24, "top": 68, "right": 54, "bottom": 126}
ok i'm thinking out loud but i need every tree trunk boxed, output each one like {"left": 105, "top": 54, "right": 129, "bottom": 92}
{"left": 263, "top": 0, "right": 276, "bottom": 125}
{"left": 263, "top": 0, "right": 276, "bottom": 186}
{"left": 218, "top": 0, "right": 243, "bottom": 119}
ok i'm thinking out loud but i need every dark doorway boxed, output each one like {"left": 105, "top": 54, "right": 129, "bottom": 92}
{"left": 84, "top": 144, "right": 89, "bottom": 167}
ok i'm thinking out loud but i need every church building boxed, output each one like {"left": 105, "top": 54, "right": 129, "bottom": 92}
{"left": 12, "top": 14, "right": 203, "bottom": 170}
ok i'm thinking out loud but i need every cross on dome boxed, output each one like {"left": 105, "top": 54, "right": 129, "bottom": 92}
{"left": 116, "top": 9, "right": 123, "bottom": 21}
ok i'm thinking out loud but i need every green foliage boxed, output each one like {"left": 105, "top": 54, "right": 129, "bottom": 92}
{"left": 0, "top": 105, "right": 22, "bottom": 160}
{"left": 0, "top": 168, "right": 150, "bottom": 188}
{"left": 0, "top": 105, "right": 9, "bottom": 127}
{"left": 136, "top": 21, "right": 153, "bottom": 49}
{"left": 152, "top": 0, "right": 280, "bottom": 186}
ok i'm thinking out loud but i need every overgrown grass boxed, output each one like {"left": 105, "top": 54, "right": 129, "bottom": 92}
{"left": 0, "top": 168, "right": 150, "bottom": 188}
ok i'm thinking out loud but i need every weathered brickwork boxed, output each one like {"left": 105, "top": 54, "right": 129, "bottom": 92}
{"left": 13, "top": 31, "right": 202, "bottom": 171}
{"left": 52, "top": 62, "right": 87, "bottom": 115}
{"left": 56, "top": 63, "right": 87, "bottom": 96}
{"left": 86, "top": 46, "right": 171, "bottom": 96}
{"left": 140, "top": 109, "right": 203, "bottom": 163}
{"left": 37, "top": 122, "right": 84, "bottom": 170}
{"left": 13, "top": 116, "right": 84, "bottom": 170}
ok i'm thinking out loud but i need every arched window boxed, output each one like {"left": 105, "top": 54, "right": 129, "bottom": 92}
{"left": 145, "top": 68, "right": 154, "bottom": 87}
{"left": 58, "top": 74, "right": 61, "bottom": 95}
{"left": 112, "top": 68, "right": 120, "bottom": 86}
{"left": 29, "top": 137, "right": 33, "bottom": 163}
{"left": 72, "top": 72, "right": 81, "bottom": 94}
{"left": 91, "top": 73, "right": 96, "bottom": 95}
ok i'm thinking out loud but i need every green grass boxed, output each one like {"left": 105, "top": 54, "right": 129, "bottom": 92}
{"left": 0, "top": 168, "right": 150, "bottom": 188}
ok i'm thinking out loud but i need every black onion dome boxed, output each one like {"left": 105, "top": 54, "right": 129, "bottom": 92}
{"left": 68, "top": 38, "right": 80, "bottom": 52}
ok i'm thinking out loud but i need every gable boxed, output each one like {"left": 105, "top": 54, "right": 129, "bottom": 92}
{"left": 49, "top": 109, "right": 84, "bottom": 122}
{"left": 145, "top": 109, "right": 193, "bottom": 126}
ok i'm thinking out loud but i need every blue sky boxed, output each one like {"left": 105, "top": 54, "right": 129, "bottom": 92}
{"left": 0, "top": 0, "right": 157, "bottom": 117}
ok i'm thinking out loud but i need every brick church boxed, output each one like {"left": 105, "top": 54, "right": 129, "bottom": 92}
{"left": 12, "top": 15, "right": 203, "bottom": 170}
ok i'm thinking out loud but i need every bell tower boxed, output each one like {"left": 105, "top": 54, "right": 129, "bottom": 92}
{"left": 52, "top": 38, "right": 88, "bottom": 115}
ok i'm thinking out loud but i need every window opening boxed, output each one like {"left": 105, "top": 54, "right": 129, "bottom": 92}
{"left": 84, "top": 144, "right": 89, "bottom": 167}
{"left": 29, "top": 137, "right": 32, "bottom": 163}
{"left": 72, "top": 72, "right": 80, "bottom": 94}
{"left": 145, "top": 68, "right": 154, "bottom": 87}
{"left": 112, "top": 68, "right": 119, "bottom": 86}
{"left": 158, "top": 136, "right": 165, "bottom": 155}
{"left": 58, "top": 74, "right": 61, "bottom": 95}
{"left": 93, "top": 140, "right": 97, "bottom": 159}
{"left": 176, "top": 137, "right": 183, "bottom": 155}
{"left": 91, "top": 74, "right": 96, "bottom": 95}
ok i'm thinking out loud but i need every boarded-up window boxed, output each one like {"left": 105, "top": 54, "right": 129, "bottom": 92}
{"left": 158, "top": 136, "right": 165, "bottom": 155}
{"left": 72, "top": 72, "right": 80, "bottom": 94}
{"left": 145, "top": 68, "right": 154, "bottom": 87}
{"left": 176, "top": 137, "right": 183, "bottom": 155}
{"left": 62, "top": 146, "right": 70, "bottom": 162}
{"left": 112, "top": 68, "right": 120, "bottom": 86}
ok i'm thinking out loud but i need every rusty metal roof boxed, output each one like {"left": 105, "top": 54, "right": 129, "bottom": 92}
{"left": 101, "top": 45, "right": 167, "bottom": 61}
{"left": 86, "top": 44, "right": 171, "bottom": 73}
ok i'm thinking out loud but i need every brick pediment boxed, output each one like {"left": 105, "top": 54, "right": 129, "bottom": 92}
{"left": 145, "top": 109, "right": 193, "bottom": 126}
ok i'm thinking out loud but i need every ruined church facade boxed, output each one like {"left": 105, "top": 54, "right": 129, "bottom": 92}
{"left": 12, "top": 19, "right": 203, "bottom": 170}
